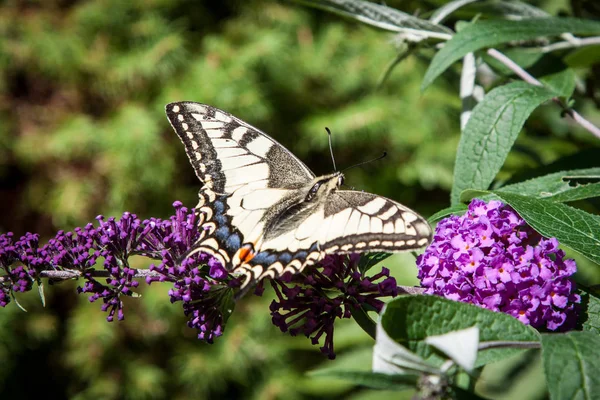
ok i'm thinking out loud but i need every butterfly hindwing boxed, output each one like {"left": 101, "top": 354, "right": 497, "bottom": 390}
{"left": 320, "top": 191, "right": 431, "bottom": 254}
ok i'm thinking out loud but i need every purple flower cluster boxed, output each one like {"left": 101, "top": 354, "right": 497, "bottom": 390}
{"left": 1, "top": 232, "right": 37, "bottom": 306}
{"left": 145, "top": 201, "right": 234, "bottom": 342}
{"left": 0, "top": 202, "right": 233, "bottom": 340}
{"left": 2, "top": 200, "right": 401, "bottom": 356}
{"left": 417, "top": 199, "right": 580, "bottom": 330}
{"left": 270, "top": 254, "right": 399, "bottom": 359}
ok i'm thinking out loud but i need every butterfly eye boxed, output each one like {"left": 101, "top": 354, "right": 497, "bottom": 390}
{"left": 337, "top": 175, "right": 344, "bottom": 186}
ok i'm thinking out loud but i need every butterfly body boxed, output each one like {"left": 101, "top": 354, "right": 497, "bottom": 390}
{"left": 166, "top": 102, "right": 432, "bottom": 293}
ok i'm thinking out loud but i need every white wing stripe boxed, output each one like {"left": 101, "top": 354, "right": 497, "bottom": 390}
{"left": 213, "top": 139, "right": 237, "bottom": 148}
{"left": 219, "top": 148, "right": 247, "bottom": 158}
{"left": 220, "top": 155, "right": 262, "bottom": 171}
{"left": 231, "top": 126, "right": 248, "bottom": 142}
{"left": 201, "top": 121, "right": 225, "bottom": 129}
{"left": 379, "top": 206, "right": 398, "bottom": 220}
{"left": 246, "top": 136, "right": 272, "bottom": 158}
{"left": 358, "top": 198, "right": 386, "bottom": 213}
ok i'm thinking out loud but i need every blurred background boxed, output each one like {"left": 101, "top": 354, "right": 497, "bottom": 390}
{"left": 0, "top": 0, "right": 598, "bottom": 399}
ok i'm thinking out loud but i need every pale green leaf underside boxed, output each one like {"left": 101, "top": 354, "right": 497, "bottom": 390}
{"left": 291, "top": 0, "right": 452, "bottom": 39}
{"left": 381, "top": 295, "right": 539, "bottom": 368}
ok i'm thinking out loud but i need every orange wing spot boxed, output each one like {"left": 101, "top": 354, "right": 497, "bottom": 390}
{"left": 238, "top": 244, "right": 255, "bottom": 263}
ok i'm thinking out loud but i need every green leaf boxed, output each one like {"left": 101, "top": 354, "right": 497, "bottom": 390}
{"left": 450, "top": 82, "right": 557, "bottom": 205}
{"left": 499, "top": 168, "right": 600, "bottom": 201}
{"left": 428, "top": 204, "right": 468, "bottom": 224}
{"left": 503, "top": 149, "right": 600, "bottom": 186}
{"left": 541, "top": 331, "right": 600, "bottom": 400}
{"left": 358, "top": 252, "right": 391, "bottom": 274}
{"left": 307, "top": 370, "right": 417, "bottom": 390}
{"left": 492, "top": 191, "right": 600, "bottom": 265}
{"left": 37, "top": 279, "right": 46, "bottom": 307}
{"left": 565, "top": 45, "right": 600, "bottom": 68}
{"left": 291, "top": 0, "right": 452, "bottom": 40}
{"left": 464, "top": 0, "right": 550, "bottom": 20}
{"left": 481, "top": 48, "right": 543, "bottom": 76}
{"left": 422, "top": 18, "right": 600, "bottom": 90}
{"left": 547, "top": 183, "right": 600, "bottom": 202}
{"left": 540, "top": 68, "right": 577, "bottom": 98}
{"left": 579, "top": 288, "right": 600, "bottom": 334}
{"left": 381, "top": 295, "right": 540, "bottom": 368}
{"left": 350, "top": 305, "right": 377, "bottom": 340}
{"left": 429, "top": 0, "right": 480, "bottom": 24}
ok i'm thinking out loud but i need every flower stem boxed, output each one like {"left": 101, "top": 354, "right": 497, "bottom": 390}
{"left": 0, "top": 268, "right": 163, "bottom": 283}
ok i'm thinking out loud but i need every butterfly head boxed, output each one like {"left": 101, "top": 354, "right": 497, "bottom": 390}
{"left": 304, "top": 172, "right": 345, "bottom": 203}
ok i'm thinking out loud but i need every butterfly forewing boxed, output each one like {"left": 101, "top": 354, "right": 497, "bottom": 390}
{"left": 166, "top": 102, "right": 314, "bottom": 194}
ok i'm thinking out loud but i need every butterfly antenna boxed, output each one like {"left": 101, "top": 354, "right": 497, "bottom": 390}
{"left": 341, "top": 151, "right": 387, "bottom": 173}
{"left": 325, "top": 127, "right": 337, "bottom": 172}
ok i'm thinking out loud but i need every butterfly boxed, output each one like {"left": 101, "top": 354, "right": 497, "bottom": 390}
{"left": 166, "top": 102, "right": 432, "bottom": 295}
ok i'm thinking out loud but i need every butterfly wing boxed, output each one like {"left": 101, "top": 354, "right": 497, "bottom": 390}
{"left": 166, "top": 102, "right": 432, "bottom": 296}
{"left": 319, "top": 190, "right": 432, "bottom": 254}
{"left": 166, "top": 102, "right": 314, "bottom": 195}
{"left": 234, "top": 190, "right": 431, "bottom": 291}
{"left": 166, "top": 101, "right": 315, "bottom": 271}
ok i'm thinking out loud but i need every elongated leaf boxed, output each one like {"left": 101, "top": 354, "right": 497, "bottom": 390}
{"left": 380, "top": 295, "right": 539, "bottom": 368}
{"left": 450, "top": 82, "right": 557, "bottom": 205}
{"left": 465, "top": 0, "right": 550, "bottom": 19}
{"left": 350, "top": 305, "right": 377, "bottom": 339}
{"left": 482, "top": 48, "right": 544, "bottom": 76}
{"left": 429, "top": 0, "right": 480, "bottom": 24}
{"left": 308, "top": 370, "right": 417, "bottom": 390}
{"left": 499, "top": 168, "right": 600, "bottom": 200}
{"left": 542, "top": 331, "right": 600, "bottom": 400}
{"left": 579, "top": 289, "right": 600, "bottom": 334}
{"left": 428, "top": 204, "right": 468, "bottom": 224}
{"left": 547, "top": 183, "right": 600, "bottom": 202}
{"left": 505, "top": 149, "right": 600, "bottom": 186}
{"left": 540, "top": 68, "right": 577, "bottom": 98}
{"left": 422, "top": 18, "right": 600, "bottom": 90}
{"left": 493, "top": 191, "right": 600, "bottom": 265}
{"left": 359, "top": 252, "right": 391, "bottom": 274}
{"left": 292, "top": 0, "right": 453, "bottom": 40}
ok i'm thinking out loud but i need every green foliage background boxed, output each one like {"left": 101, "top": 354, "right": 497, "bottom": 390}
{"left": 0, "top": 0, "right": 597, "bottom": 399}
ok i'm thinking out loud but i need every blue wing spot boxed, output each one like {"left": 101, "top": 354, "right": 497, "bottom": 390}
{"left": 215, "top": 225, "right": 230, "bottom": 241}
{"left": 278, "top": 252, "right": 292, "bottom": 264}
{"left": 225, "top": 232, "right": 242, "bottom": 252}
{"left": 294, "top": 251, "right": 308, "bottom": 261}
{"left": 253, "top": 251, "right": 277, "bottom": 266}
{"left": 213, "top": 200, "right": 225, "bottom": 214}
{"left": 214, "top": 213, "right": 227, "bottom": 225}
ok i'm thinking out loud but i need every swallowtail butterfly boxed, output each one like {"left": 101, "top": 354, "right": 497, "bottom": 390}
{"left": 166, "top": 102, "right": 432, "bottom": 295}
